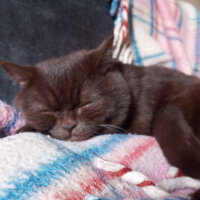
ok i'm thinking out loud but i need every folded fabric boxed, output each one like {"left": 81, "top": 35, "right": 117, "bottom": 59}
{"left": 0, "top": 100, "right": 24, "bottom": 138}
{"left": 0, "top": 132, "right": 199, "bottom": 200}
{"left": 112, "top": 0, "right": 200, "bottom": 76}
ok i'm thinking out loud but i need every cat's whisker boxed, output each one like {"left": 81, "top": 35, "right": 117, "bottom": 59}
{"left": 99, "top": 124, "right": 126, "bottom": 134}
{"left": 105, "top": 124, "right": 127, "bottom": 133}
{"left": 105, "top": 124, "right": 126, "bottom": 133}
{"left": 98, "top": 124, "right": 117, "bottom": 134}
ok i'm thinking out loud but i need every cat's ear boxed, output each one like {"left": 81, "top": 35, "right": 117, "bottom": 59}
{"left": 0, "top": 60, "right": 36, "bottom": 86}
{"left": 89, "top": 33, "right": 114, "bottom": 73}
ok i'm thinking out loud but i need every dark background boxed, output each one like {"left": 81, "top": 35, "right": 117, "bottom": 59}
{"left": 0, "top": 0, "right": 113, "bottom": 104}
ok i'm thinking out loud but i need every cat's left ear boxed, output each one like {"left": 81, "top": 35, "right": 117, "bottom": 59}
{"left": 89, "top": 33, "right": 114, "bottom": 73}
{"left": 0, "top": 60, "right": 36, "bottom": 87}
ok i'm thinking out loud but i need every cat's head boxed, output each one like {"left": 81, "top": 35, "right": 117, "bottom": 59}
{"left": 1, "top": 35, "right": 131, "bottom": 141}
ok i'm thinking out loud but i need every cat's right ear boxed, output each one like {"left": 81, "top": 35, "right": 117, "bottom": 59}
{"left": 0, "top": 60, "right": 36, "bottom": 86}
{"left": 89, "top": 34, "right": 114, "bottom": 74}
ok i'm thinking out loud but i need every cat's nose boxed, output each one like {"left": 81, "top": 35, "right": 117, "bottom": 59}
{"left": 62, "top": 124, "right": 76, "bottom": 133}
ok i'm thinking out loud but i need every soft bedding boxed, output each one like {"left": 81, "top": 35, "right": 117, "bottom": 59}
{"left": 0, "top": 0, "right": 200, "bottom": 199}
{"left": 0, "top": 132, "right": 200, "bottom": 200}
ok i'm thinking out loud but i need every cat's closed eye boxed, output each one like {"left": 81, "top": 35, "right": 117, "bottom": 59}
{"left": 40, "top": 109, "right": 52, "bottom": 113}
{"left": 79, "top": 101, "right": 92, "bottom": 108}
{"left": 39, "top": 108, "right": 60, "bottom": 116}
{"left": 77, "top": 102, "right": 93, "bottom": 116}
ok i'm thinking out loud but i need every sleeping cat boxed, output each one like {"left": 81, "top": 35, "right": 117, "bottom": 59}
{"left": 1, "top": 35, "right": 200, "bottom": 181}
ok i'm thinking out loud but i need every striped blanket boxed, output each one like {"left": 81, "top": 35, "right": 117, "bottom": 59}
{"left": 1, "top": 0, "right": 200, "bottom": 199}
{"left": 1, "top": 132, "right": 200, "bottom": 200}
{"left": 111, "top": 0, "right": 200, "bottom": 76}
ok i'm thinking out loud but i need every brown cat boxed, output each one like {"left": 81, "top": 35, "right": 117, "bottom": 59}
{"left": 1, "top": 35, "right": 200, "bottom": 182}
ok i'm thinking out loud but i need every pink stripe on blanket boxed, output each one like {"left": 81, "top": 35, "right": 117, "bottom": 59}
{"left": 54, "top": 169, "right": 105, "bottom": 199}
{"left": 49, "top": 137, "right": 161, "bottom": 199}
{"left": 120, "top": 137, "right": 156, "bottom": 165}
{"left": 184, "top": 28, "right": 196, "bottom": 70}
{"left": 0, "top": 101, "right": 25, "bottom": 137}
{"left": 155, "top": 0, "right": 193, "bottom": 74}
{"left": 173, "top": 1, "right": 179, "bottom": 20}
{"left": 0, "top": 103, "right": 13, "bottom": 128}
{"left": 154, "top": 2, "right": 159, "bottom": 39}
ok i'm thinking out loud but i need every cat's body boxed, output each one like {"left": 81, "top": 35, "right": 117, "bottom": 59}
{"left": 115, "top": 63, "right": 200, "bottom": 135}
{"left": 121, "top": 64, "right": 200, "bottom": 179}
{"left": 1, "top": 36, "right": 200, "bottom": 182}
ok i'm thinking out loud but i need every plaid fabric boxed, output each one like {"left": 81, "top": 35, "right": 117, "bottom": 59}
{"left": 112, "top": 0, "right": 200, "bottom": 76}
{"left": 0, "top": 132, "right": 199, "bottom": 200}
{"left": 0, "top": 100, "right": 25, "bottom": 138}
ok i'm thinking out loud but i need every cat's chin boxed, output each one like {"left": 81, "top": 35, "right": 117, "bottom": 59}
{"left": 48, "top": 130, "right": 94, "bottom": 141}
{"left": 68, "top": 135, "right": 92, "bottom": 142}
